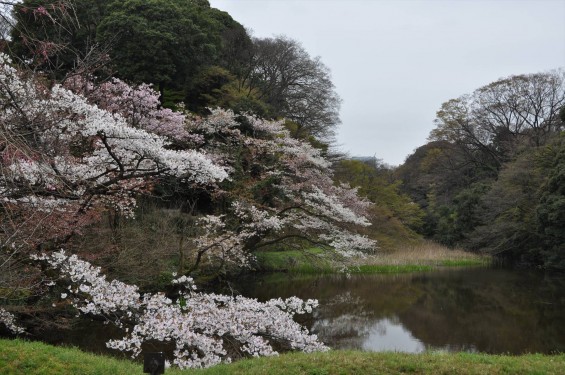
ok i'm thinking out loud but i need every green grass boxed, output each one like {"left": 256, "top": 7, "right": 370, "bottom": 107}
{"left": 2, "top": 339, "right": 565, "bottom": 375}
{"left": 254, "top": 248, "right": 335, "bottom": 274}
{"left": 0, "top": 339, "right": 145, "bottom": 375}
{"left": 192, "top": 351, "right": 565, "bottom": 375}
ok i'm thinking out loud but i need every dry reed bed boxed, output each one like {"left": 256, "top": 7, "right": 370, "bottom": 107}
{"left": 351, "top": 241, "right": 490, "bottom": 267}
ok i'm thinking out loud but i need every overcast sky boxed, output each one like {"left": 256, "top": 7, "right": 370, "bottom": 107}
{"left": 208, "top": 0, "right": 565, "bottom": 165}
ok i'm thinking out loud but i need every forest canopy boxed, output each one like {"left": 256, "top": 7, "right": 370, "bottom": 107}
{"left": 397, "top": 70, "right": 565, "bottom": 269}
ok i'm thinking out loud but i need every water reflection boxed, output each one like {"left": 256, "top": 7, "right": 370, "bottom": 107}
{"left": 237, "top": 268, "right": 565, "bottom": 354}
{"left": 10, "top": 268, "right": 565, "bottom": 357}
{"left": 362, "top": 317, "right": 425, "bottom": 352}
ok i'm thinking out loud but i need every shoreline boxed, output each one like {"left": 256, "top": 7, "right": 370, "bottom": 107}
{"left": 254, "top": 241, "right": 491, "bottom": 275}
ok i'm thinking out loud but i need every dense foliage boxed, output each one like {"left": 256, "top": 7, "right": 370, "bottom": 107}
{"left": 334, "top": 158, "right": 423, "bottom": 249}
{"left": 397, "top": 70, "right": 565, "bottom": 269}
{"left": 7, "top": 0, "right": 340, "bottom": 140}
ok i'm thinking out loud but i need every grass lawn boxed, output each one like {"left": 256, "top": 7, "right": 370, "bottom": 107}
{"left": 1, "top": 339, "right": 564, "bottom": 375}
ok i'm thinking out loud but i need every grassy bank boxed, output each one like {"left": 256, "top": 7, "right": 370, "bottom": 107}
{"left": 254, "top": 247, "right": 335, "bottom": 273}
{"left": 0, "top": 339, "right": 144, "bottom": 375}
{"left": 1, "top": 339, "right": 565, "bottom": 375}
{"left": 255, "top": 241, "right": 490, "bottom": 274}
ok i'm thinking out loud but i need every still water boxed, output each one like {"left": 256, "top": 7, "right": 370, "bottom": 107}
{"left": 236, "top": 268, "right": 565, "bottom": 354}
{"left": 20, "top": 267, "right": 565, "bottom": 356}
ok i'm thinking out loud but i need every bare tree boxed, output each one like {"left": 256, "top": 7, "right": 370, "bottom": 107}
{"left": 429, "top": 70, "right": 565, "bottom": 171}
{"left": 472, "top": 70, "right": 565, "bottom": 149}
{"left": 244, "top": 36, "right": 341, "bottom": 141}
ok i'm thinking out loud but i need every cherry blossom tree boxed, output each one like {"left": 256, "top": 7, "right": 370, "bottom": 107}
{"left": 0, "top": 52, "right": 225, "bottom": 255}
{"left": 174, "top": 108, "right": 376, "bottom": 272}
{"left": 0, "top": 50, "right": 225, "bottom": 331}
{"left": 0, "top": 54, "right": 330, "bottom": 368}
{"left": 56, "top": 76, "right": 377, "bottom": 275}
{"left": 63, "top": 76, "right": 195, "bottom": 142}
{"left": 33, "top": 250, "right": 326, "bottom": 369}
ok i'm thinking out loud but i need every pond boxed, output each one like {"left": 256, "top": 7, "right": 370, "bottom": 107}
{"left": 12, "top": 267, "right": 565, "bottom": 357}
{"left": 235, "top": 267, "right": 565, "bottom": 354}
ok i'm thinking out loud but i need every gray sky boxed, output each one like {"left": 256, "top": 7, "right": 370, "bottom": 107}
{"left": 208, "top": 0, "right": 565, "bottom": 165}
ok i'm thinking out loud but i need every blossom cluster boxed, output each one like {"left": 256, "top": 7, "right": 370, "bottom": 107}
{"left": 183, "top": 108, "right": 376, "bottom": 264}
{"left": 64, "top": 77, "right": 197, "bottom": 142}
{"left": 302, "top": 187, "right": 370, "bottom": 227}
{"left": 233, "top": 201, "right": 286, "bottom": 232}
{"left": 0, "top": 308, "right": 25, "bottom": 334}
{"left": 33, "top": 251, "right": 140, "bottom": 318}
{"left": 0, "top": 53, "right": 226, "bottom": 222}
{"left": 38, "top": 250, "right": 327, "bottom": 369}
{"left": 192, "top": 214, "right": 253, "bottom": 267}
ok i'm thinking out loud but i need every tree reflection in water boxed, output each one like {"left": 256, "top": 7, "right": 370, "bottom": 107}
{"left": 238, "top": 268, "right": 565, "bottom": 354}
